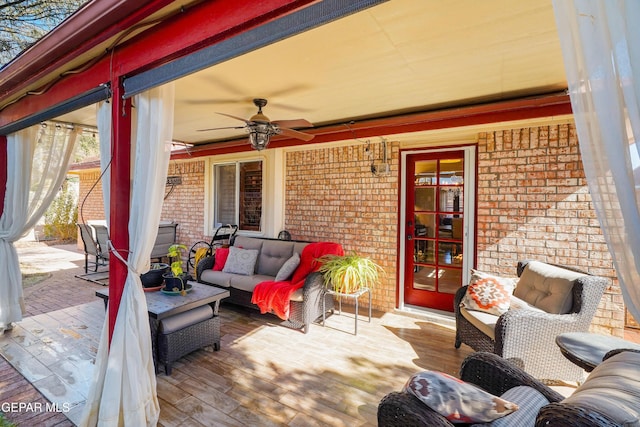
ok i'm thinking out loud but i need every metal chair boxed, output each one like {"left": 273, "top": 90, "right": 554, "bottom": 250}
{"left": 77, "top": 223, "right": 108, "bottom": 273}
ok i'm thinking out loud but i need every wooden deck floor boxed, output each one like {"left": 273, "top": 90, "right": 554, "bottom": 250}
{"left": 2, "top": 287, "right": 471, "bottom": 426}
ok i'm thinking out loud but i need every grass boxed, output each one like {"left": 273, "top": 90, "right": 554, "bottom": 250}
{"left": 0, "top": 413, "right": 17, "bottom": 427}
{"left": 20, "top": 262, "right": 51, "bottom": 288}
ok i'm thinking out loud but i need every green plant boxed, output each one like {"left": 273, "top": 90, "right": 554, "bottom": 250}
{"left": 318, "top": 252, "right": 384, "bottom": 294}
{"left": 43, "top": 178, "right": 78, "bottom": 241}
{"left": 167, "top": 244, "right": 188, "bottom": 295}
{"left": 0, "top": 412, "right": 16, "bottom": 427}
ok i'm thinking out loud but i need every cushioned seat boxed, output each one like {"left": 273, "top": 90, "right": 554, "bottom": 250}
{"left": 157, "top": 304, "right": 218, "bottom": 375}
{"left": 454, "top": 260, "right": 608, "bottom": 382}
{"left": 378, "top": 350, "right": 640, "bottom": 427}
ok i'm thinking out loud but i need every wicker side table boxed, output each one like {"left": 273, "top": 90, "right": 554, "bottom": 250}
{"left": 322, "top": 287, "right": 371, "bottom": 335}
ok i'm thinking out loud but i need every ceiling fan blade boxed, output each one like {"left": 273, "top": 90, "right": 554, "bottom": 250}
{"left": 216, "top": 112, "right": 251, "bottom": 124}
{"left": 272, "top": 118, "right": 313, "bottom": 129}
{"left": 278, "top": 127, "right": 315, "bottom": 141}
{"left": 197, "top": 126, "right": 245, "bottom": 132}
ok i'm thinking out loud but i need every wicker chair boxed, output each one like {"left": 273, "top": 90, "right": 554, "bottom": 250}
{"left": 378, "top": 350, "right": 640, "bottom": 427}
{"left": 454, "top": 260, "right": 608, "bottom": 382}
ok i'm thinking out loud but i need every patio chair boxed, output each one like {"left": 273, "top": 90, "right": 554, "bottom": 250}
{"left": 77, "top": 223, "right": 108, "bottom": 273}
{"left": 378, "top": 350, "right": 640, "bottom": 426}
{"left": 92, "top": 224, "right": 111, "bottom": 262}
{"left": 454, "top": 260, "right": 608, "bottom": 382}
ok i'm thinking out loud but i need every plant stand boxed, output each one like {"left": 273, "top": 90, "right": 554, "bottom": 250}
{"left": 322, "top": 287, "right": 371, "bottom": 335}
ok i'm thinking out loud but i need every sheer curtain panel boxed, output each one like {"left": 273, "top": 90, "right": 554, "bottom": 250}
{"left": 81, "top": 83, "right": 174, "bottom": 426}
{"left": 0, "top": 124, "right": 77, "bottom": 332}
{"left": 553, "top": 1, "right": 640, "bottom": 322}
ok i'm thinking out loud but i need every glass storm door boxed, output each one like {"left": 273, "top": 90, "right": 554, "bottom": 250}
{"left": 404, "top": 151, "right": 466, "bottom": 311}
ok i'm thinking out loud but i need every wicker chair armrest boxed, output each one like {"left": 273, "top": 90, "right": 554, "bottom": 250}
{"left": 378, "top": 391, "right": 454, "bottom": 427}
{"left": 603, "top": 348, "right": 640, "bottom": 361}
{"left": 535, "top": 402, "right": 620, "bottom": 427}
{"left": 301, "top": 272, "right": 325, "bottom": 299}
{"left": 196, "top": 255, "right": 215, "bottom": 282}
{"left": 495, "top": 309, "right": 581, "bottom": 356}
{"left": 460, "top": 352, "right": 564, "bottom": 402}
{"left": 453, "top": 285, "right": 468, "bottom": 312}
{"left": 497, "top": 309, "right": 580, "bottom": 332}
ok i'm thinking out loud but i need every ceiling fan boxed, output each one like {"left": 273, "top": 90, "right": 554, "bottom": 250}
{"left": 198, "top": 98, "right": 314, "bottom": 150}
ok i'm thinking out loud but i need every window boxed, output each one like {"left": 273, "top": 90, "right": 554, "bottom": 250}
{"left": 213, "top": 160, "right": 263, "bottom": 232}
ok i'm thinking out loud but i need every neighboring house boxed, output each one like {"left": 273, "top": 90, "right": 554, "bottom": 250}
{"left": 2, "top": 0, "right": 629, "bottom": 336}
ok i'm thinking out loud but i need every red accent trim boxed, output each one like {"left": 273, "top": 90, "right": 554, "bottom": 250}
{"left": 171, "top": 94, "right": 573, "bottom": 159}
{"left": 0, "top": 136, "right": 6, "bottom": 217}
{"left": 108, "top": 83, "right": 132, "bottom": 346}
{"left": 0, "top": 0, "right": 174, "bottom": 103}
{"left": 0, "top": 0, "right": 316, "bottom": 128}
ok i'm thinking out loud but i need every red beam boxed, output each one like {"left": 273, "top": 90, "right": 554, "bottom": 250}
{"left": 108, "top": 81, "right": 132, "bottom": 346}
{"left": 171, "top": 93, "right": 573, "bottom": 158}
{"left": 0, "top": 0, "right": 317, "bottom": 129}
{"left": 0, "top": 0, "right": 176, "bottom": 103}
{"left": 0, "top": 136, "right": 6, "bottom": 217}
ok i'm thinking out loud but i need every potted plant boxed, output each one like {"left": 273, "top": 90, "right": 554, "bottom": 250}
{"left": 163, "top": 244, "right": 190, "bottom": 295}
{"left": 140, "top": 262, "right": 170, "bottom": 288}
{"left": 317, "top": 252, "right": 384, "bottom": 294}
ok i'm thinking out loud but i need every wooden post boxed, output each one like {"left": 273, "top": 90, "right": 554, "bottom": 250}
{"left": 108, "top": 79, "right": 132, "bottom": 346}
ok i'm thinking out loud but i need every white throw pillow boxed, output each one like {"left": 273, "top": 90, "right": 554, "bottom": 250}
{"left": 222, "top": 247, "right": 259, "bottom": 276}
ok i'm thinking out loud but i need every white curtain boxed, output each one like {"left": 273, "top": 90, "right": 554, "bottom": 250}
{"left": 0, "top": 124, "right": 77, "bottom": 332}
{"left": 553, "top": 1, "right": 640, "bottom": 322}
{"left": 81, "top": 83, "right": 174, "bottom": 426}
{"left": 97, "top": 101, "right": 112, "bottom": 226}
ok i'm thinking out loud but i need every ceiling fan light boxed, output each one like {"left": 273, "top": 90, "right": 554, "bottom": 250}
{"left": 249, "top": 124, "right": 272, "bottom": 150}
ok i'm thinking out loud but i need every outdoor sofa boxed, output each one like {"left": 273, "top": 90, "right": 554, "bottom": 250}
{"left": 378, "top": 350, "right": 640, "bottom": 426}
{"left": 454, "top": 260, "right": 608, "bottom": 382}
{"left": 196, "top": 235, "right": 342, "bottom": 333}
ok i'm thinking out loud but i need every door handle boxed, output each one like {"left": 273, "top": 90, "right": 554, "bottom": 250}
{"left": 407, "top": 235, "right": 413, "bottom": 241}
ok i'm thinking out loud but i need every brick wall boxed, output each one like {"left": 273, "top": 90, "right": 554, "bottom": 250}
{"left": 284, "top": 141, "right": 400, "bottom": 312}
{"left": 77, "top": 170, "right": 105, "bottom": 224}
{"left": 161, "top": 161, "right": 206, "bottom": 248}
{"left": 476, "top": 123, "right": 623, "bottom": 336}
{"left": 75, "top": 161, "right": 208, "bottom": 257}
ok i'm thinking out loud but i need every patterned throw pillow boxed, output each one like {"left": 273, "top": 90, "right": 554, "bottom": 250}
{"left": 404, "top": 371, "right": 518, "bottom": 424}
{"left": 222, "top": 247, "right": 259, "bottom": 276}
{"left": 460, "top": 270, "right": 517, "bottom": 316}
{"left": 275, "top": 252, "right": 300, "bottom": 282}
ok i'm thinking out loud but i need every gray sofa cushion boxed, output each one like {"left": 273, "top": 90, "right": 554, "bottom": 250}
{"left": 159, "top": 304, "right": 213, "bottom": 334}
{"left": 514, "top": 261, "right": 583, "bottom": 314}
{"left": 200, "top": 270, "right": 233, "bottom": 288}
{"left": 256, "top": 240, "right": 295, "bottom": 276}
{"left": 230, "top": 274, "right": 274, "bottom": 293}
{"left": 561, "top": 351, "right": 640, "bottom": 425}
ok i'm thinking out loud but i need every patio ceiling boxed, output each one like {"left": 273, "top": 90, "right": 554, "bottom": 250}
{"left": 57, "top": 0, "right": 567, "bottom": 146}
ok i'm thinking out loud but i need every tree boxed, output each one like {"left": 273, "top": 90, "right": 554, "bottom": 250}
{"left": 0, "top": 0, "right": 86, "bottom": 67}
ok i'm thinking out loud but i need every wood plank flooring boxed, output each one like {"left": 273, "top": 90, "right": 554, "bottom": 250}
{"left": 153, "top": 304, "right": 471, "bottom": 426}
{"left": 2, "top": 301, "right": 471, "bottom": 426}
{"left": 3, "top": 240, "right": 473, "bottom": 426}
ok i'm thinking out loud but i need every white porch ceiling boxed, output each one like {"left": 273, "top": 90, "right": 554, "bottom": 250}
{"left": 59, "top": 0, "right": 567, "bottom": 145}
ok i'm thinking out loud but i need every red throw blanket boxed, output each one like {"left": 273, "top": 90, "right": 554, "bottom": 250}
{"left": 251, "top": 242, "right": 344, "bottom": 320}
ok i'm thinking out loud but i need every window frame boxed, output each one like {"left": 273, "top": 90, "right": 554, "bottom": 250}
{"left": 211, "top": 158, "right": 264, "bottom": 234}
